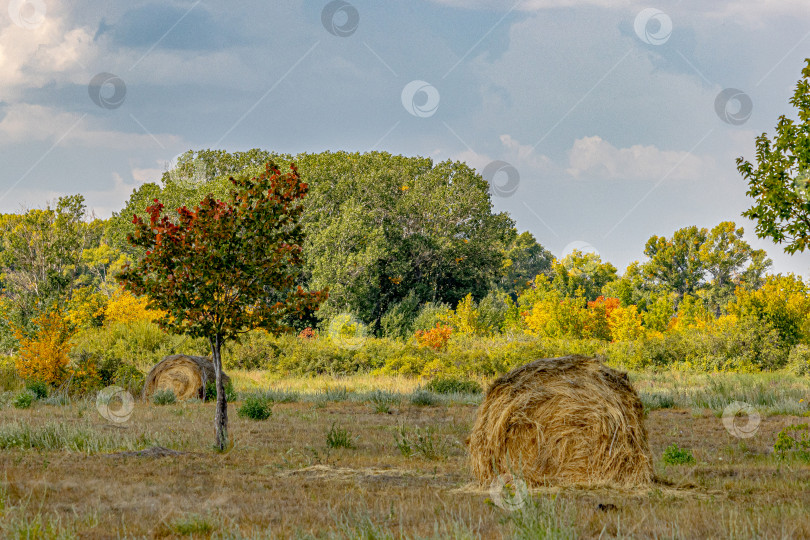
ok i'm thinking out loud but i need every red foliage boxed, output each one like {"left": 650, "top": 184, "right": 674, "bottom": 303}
{"left": 415, "top": 323, "right": 453, "bottom": 351}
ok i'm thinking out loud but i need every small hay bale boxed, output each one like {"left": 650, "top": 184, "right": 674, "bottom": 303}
{"left": 468, "top": 355, "right": 653, "bottom": 487}
{"left": 142, "top": 354, "right": 228, "bottom": 401}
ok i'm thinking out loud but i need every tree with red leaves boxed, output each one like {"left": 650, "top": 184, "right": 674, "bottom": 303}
{"left": 118, "top": 163, "right": 327, "bottom": 450}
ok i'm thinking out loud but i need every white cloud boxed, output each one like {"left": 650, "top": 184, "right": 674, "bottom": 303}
{"left": 0, "top": 103, "right": 185, "bottom": 149}
{"left": 566, "top": 135, "right": 715, "bottom": 181}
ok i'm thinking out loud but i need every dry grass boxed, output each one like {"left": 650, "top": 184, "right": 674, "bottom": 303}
{"left": 0, "top": 373, "right": 809, "bottom": 538}
{"left": 468, "top": 355, "right": 653, "bottom": 488}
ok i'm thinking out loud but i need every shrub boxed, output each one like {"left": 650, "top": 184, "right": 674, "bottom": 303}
{"left": 425, "top": 376, "right": 482, "bottom": 395}
{"left": 204, "top": 380, "right": 237, "bottom": 402}
{"left": 380, "top": 291, "right": 421, "bottom": 339}
{"left": 412, "top": 302, "right": 452, "bottom": 332}
{"left": 414, "top": 323, "right": 452, "bottom": 351}
{"left": 662, "top": 443, "right": 696, "bottom": 465}
{"left": 14, "top": 310, "right": 73, "bottom": 386}
{"left": 152, "top": 388, "right": 177, "bottom": 405}
{"left": 787, "top": 344, "right": 810, "bottom": 376}
{"left": 410, "top": 389, "right": 439, "bottom": 406}
{"left": 24, "top": 380, "right": 48, "bottom": 399}
{"left": 237, "top": 395, "right": 272, "bottom": 420}
{"left": 12, "top": 390, "right": 35, "bottom": 409}
{"left": 326, "top": 422, "right": 355, "bottom": 449}
{"left": 774, "top": 424, "right": 810, "bottom": 462}
{"left": 366, "top": 389, "right": 399, "bottom": 413}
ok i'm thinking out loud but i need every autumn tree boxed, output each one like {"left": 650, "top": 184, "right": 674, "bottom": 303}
{"left": 118, "top": 163, "right": 326, "bottom": 450}
{"left": 739, "top": 59, "right": 810, "bottom": 253}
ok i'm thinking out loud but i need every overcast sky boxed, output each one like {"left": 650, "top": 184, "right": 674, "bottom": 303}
{"left": 2, "top": 0, "right": 809, "bottom": 275}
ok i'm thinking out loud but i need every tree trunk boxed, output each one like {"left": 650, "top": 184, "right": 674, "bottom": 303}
{"left": 210, "top": 334, "right": 228, "bottom": 451}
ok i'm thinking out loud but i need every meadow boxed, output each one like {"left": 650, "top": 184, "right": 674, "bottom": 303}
{"left": 1, "top": 370, "right": 809, "bottom": 539}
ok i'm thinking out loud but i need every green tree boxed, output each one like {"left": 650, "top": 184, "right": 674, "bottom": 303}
{"left": 0, "top": 195, "right": 99, "bottom": 329}
{"left": 497, "top": 230, "right": 553, "bottom": 297}
{"left": 550, "top": 250, "right": 617, "bottom": 301}
{"left": 117, "top": 163, "right": 326, "bottom": 449}
{"left": 643, "top": 225, "right": 707, "bottom": 298}
{"left": 739, "top": 59, "right": 810, "bottom": 253}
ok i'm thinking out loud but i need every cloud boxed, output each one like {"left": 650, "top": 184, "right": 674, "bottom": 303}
{"left": 0, "top": 103, "right": 185, "bottom": 149}
{"left": 565, "top": 135, "right": 715, "bottom": 181}
{"left": 96, "top": 3, "right": 240, "bottom": 51}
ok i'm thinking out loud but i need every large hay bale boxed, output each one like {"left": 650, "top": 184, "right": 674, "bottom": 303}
{"left": 143, "top": 355, "right": 229, "bottom": 400}
{"left": 468, "top": 355, "right": 653, "bottom": 487}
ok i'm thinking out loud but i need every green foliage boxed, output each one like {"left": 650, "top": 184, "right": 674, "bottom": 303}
{"left": 325, "top": 422, "right": 355, "bottom": 449}
{"left": 237, "top": 395, "right": 272, "bottom": 420}
{"left": 739, "top": 59, "right": 810, "bottom": 254}
{"left": 425, "top": 376, "right": 482, "bottom": 395}
{"left": 380, "top": 290, "right": 421, "bottom": 339}
{"left": 409, "top": 389, "right": 439, "bottom": 406}
{"left": 393, "top": 425, "right": 452, "bottom": 460}
{"left": 151, "top": 389, "right": 177, "bottom": 405}
{"left": 551, "top": 250, "right": 617, "bottom": 302}
{"left": 24, "top": 380, "right": 48, "bottom": 399}
{"left": 412, "top": 302, "right": 452, "bottom": 332}
{"left": 662, "top": 443, "right": 696, "bottom": 465}
{"left": 204, "top": 380, "right": 236, "bottom": 402}
{"left": 773, "top": 424, "right": 810, "bottom": 462}
{"left": 497, "top": 230, "right": 554, "bottom": 296}
{"left": 12, "top": 390, "right": 35, "bottom": 409}
{"left": 787, "top": 344, "right": 810, "bottom": 376}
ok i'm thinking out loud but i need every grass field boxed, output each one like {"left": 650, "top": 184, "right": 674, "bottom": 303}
{"left": 1, "top": 372, "right": 809, "bottom": 539}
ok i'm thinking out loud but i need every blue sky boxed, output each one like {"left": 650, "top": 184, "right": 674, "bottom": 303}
{"left": 1, "top": 0, "right": 809, "bottom": 275}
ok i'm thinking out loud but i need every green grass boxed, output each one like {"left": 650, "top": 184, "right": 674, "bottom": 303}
{"left": 237, "top": 395, "right": 273, "bottom": 420}
{"left": 662, "top": 443, "right": 696, "bottom": 465}
{"left": 151, "top": 388, "right": 177, "bottom": 405}
{"left": 326, "top": 422, "right": 355, "bottom": 449}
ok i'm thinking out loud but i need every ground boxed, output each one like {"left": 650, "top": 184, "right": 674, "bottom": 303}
{"left": 1, "top": 372, "right": 809, "bottom": 539}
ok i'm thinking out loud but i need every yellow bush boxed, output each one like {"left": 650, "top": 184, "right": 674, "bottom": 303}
{"left": 14, "top": 310, "right": 73, "bottom": 385}
{"left": 66, "top": 286, "right": 108, "bottom": 329}
{"left": 608, "top": 305, "right": 645, "bottom": 341}
{"left": 101, "top": 288, "right": 163, "bottom": 326}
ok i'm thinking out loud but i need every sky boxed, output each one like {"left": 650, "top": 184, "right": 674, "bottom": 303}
{"left": 1, "top": 0, "right": 809, "bottom": 275}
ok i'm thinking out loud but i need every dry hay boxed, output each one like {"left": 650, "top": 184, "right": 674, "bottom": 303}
{"left": 143, "top": 354, "right": 229, "bottom": 400}
{"left": 468, "top": 355, "right": 653, "bottom": 488}
{"left": 105, "top": 446, "right": 188, "bottom": 458}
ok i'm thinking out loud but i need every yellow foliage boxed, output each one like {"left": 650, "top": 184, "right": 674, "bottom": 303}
{"left": 14, "top": 310, "right": 73, "bottom": 385}
{"left": 608, "top": 305, "right": 645, "bottom": 341}
{"left": 65, "top": 286, "right": 108, "bottom": 329}
{"left": 101, "top": 288, "right": 164, "bottom": 326}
